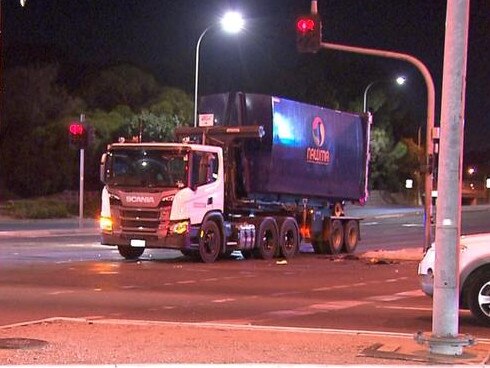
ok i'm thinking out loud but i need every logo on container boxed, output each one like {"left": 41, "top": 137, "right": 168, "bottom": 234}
{"left": 312, "top": 117, "right": 325, "bottom": 147}
{"left": 306, "top": 116, "right": 330, "bottom": 165}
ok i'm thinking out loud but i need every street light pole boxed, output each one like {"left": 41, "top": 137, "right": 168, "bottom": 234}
{"left": 193, "top": 26, "right": 212, "bottom": 128}
{"left": 362, "top": 81, "right": 376, "bottom": 113}
{"left": 193, "top": 12, "right": 244, "bottom": 128}
{"left": 363, "top": 76, "right": 406, "bottom": 113}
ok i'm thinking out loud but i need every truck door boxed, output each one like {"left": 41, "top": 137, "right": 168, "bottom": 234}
{"left": 189, "top": 151, "right": 223, "bottom": 224}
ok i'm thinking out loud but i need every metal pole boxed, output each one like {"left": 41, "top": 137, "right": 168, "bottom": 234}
{"left": 78, "top": 113, "right": 85, "bottom": 229}
{"left": 430, "top": 0, "right": 470, "bottom": 355}
{"left": 194, "top": 26, "right": 212, "bottom": 127}
{"left": 321, "top": 41, "right": 436, "bottom": 251}
{"left": 363, "top": 81, "right": 376, "bottom": 113}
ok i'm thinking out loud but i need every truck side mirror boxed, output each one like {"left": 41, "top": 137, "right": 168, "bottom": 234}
{"left": 100, "top": 153, "right": 107, "bottom": 184}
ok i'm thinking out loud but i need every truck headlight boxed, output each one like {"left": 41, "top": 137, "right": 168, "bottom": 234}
{"left": 100, "top": 216, "right": 113, "bottom": 232}
{"left": 170, "top": 220, "right": 189, "bottom": 235}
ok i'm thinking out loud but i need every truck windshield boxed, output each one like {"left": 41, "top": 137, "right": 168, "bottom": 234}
{"left": 106, "top": 149, "right": 187, "bottom": 188}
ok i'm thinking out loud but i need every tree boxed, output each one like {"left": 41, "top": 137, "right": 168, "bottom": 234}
{"left": 0, "top": 64, "right": 83, "bottom": 197}
{"left": 369, "top": 127, "right": 407, "bottom": 191}
{"left": 79, "top": 64, "right": 161, "bottom": 111}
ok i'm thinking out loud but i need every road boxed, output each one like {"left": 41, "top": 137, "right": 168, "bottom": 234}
{"left": 1, "top": 210, "right": 490, "bottom": 342}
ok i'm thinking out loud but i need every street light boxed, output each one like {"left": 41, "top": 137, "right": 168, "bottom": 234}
{"left": 362, "top": 75, "right": 406, "bottom": 113}
{"left": 193, "top": 11, "right": 244, "bottom": 127}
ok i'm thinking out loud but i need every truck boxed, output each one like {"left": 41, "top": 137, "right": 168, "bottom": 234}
{"left": 99, "top": 92, "right": 372, "bottom": 263}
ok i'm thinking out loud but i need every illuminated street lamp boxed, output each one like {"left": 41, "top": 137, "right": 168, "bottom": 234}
{"left": 193, "top": 11, "right": 244, "bottom": 127}
{"left": 363, "top": 75, "right": 406, "bottom": 113}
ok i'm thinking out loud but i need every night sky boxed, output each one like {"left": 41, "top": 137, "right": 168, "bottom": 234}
{"left": 2, "top": 0, "right": 489, "bottom": 151}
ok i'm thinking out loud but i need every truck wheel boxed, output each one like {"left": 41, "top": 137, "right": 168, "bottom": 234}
{"left": 328, "top": 219, "right": 344, "bottom": 254}
{"left": 198, "top": 220, "right": 222, "bottom": 263}
{"left": 118, "top": 246, "right": 144, "bottom": 260}
{"left": 343, "top": 220, "right": 359, "bottom": 253}
{"left": 254, "top": 217, "right": 279, "bottom": 260}
{"left": 466, "top": 269, "right": 490, "bottom": 325}
{"left": 279, "top": 217, "right": 299, "bottom": 259}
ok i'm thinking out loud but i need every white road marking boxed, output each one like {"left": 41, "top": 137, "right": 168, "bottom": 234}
{"left": 395, "top": 289, "right": 426, "bottom": 297}
{"left": 368, "top": 289, "right": 426, "bottom": 302}
{"left": 376, "top": 305, "right": 433, "bottom": 311}
{"left": 211, "top": 298, "right": 235, "bottom": 303}
{"left": 47, "top": 290, "right": 75, "bottom": 295}
{"left": 176, "top": 280, "right": 196, "bottom": 284}
{"left": 308, "top": 301, "right": 369, "bottom": 310}
{"left": 402, "top": 223, "right": 423, "bottom": 227}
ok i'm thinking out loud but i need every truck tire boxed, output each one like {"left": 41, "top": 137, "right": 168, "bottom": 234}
{"left": 328, "top": 219, "right": 344, "bottom": 254}
{"left": 466, "top": 269, "right": 490, "bottom": 325}
{"left": 118, "top": 245, "right": 144, "bottom": 260}
{"left": 198, "top": 220, "right": 222, "bottom": 263}
{"left": 254, "top": 217, "right": 279, "bottom": 260}
{"left": 279, "top": 217, "right": 299, "bottom": 259}
{"left": 343, "top": 220, "right": 359, "bottom": 253}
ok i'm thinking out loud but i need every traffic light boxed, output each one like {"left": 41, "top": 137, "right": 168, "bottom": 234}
{"left": 68, "top": 121, "right": 88, "bottom": 149}
{"left": 296, "top": 14, "right": 322, "bottom": 53}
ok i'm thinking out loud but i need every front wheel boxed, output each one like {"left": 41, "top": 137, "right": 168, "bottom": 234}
{"left": 466, "top": 269, "right": 490, "bottom": 325}
{"left": 198, "top": 220, "right": 222, "bottom": 263}
{"left": 118, "top": 245, "right": 145, "bottom": 260}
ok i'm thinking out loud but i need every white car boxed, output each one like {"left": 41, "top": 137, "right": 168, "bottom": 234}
{"left": 418, "top": 233, "right": 490, "bottom": 325}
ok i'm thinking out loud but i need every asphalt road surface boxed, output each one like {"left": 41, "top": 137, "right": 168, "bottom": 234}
{"left": 1, "top": 210, "right": 489, "bottom": 342}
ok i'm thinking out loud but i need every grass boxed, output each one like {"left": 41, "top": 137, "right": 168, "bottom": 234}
{"left": 0, "top": 194, "right": 100, "bottom": 219}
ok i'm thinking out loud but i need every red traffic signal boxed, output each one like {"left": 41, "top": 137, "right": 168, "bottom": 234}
{"left": 68, "top": 121, "right": 88, "bottom": 149}
{"left": 297, "top": 18, "right": 315, "bottom": 33}
{"left": 296, "top": 14, "right": 322, "bottom": 53}
{"left": 69, "top": 123, "right": 85, "bottom": 136}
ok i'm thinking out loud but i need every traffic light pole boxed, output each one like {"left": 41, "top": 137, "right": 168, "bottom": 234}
{"left": 79, "top": 148, "right": 84, "bottom": 228}
{"left": 78, "top": 114, "right": 85, "bottom": 228}
{"left": 319, "top": 41, "right": 436, "bottom": 252}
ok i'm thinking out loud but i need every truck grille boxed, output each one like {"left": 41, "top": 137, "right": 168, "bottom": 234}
{"left": 117, "top": 206, "right": 170, "bottom": 237}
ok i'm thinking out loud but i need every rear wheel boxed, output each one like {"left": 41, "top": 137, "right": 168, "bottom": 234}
{"left": 118, "top": 245, "right": 144, "bottom": 260}
{"left": 328, "top": 219, "right": 344, "bottom": 254}
{"left": 466, "top": 269, "right": 490, "bottom": 325}
{"left": 198, "top": 220, "right": 222, "bottom": 263}
{"left": 279, "top": 217, "right": 299, "bottom": 259}
{"left": 343, "top": 220, "right": 359, "bottom": 253}
{"left": 254, "top": 217, "right": 279, "bottom": 260}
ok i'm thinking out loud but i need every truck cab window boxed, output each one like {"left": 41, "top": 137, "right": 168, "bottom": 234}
{"left": 191, "top": 152, "right": 218, "bottom": 188}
